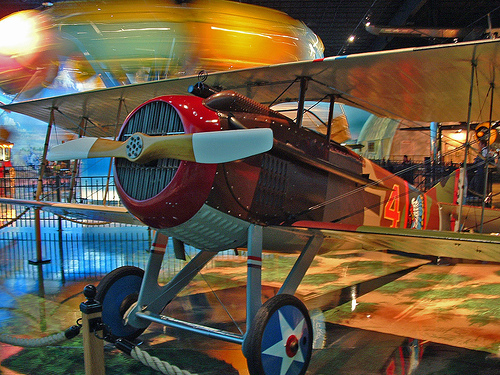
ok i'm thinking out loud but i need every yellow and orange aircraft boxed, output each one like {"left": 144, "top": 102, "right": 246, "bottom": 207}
{"left": 0, "top": 0, "right": 323, "bottom": 95}
{"left": 1, "top": 2, "right": 500, "bottom": 375}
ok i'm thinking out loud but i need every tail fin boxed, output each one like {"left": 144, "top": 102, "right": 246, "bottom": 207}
{"left": 425, "top": 168, "right": 465, "bottom": 205}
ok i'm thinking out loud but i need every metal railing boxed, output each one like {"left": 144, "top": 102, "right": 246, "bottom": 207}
{"left": 0, "top": 167, "right": 123, "bottom": 228}
{"left": 0, "top": 169, "right": 154, "bottom": 280}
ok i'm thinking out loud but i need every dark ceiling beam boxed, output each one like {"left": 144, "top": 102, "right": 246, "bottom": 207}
{"left": 370, "top": 0, "right": 429, "bottom": 51}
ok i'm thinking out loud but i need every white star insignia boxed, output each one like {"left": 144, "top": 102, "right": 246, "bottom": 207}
{"left": 262, "top": 310, "right": 306, "bottom": 375}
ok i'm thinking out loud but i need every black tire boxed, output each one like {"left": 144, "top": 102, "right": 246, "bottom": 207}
{"left": 245, "top": 294, "right": 313, "bottom": 375}
{"left": 96, "top": 266, "right": 147, "bottom": 341}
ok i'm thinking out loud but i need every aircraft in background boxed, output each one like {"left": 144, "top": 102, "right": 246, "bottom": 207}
{"left": 1, "top": 32, "right": 500, "bottom": 375}
{"left": 0, "top": 0, "right": 327, "bottom": 171}
{"left": 0, "top": 0, "right": 323, "bottom": 97}
{"left": 366, "top": 23, "right": 500, "bottom": 43}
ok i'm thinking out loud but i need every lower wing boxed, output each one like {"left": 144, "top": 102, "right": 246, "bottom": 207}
{"left": 291, "top": 221, "right": 500, "bottom": 263}
{"left": 0, "top": 197, "right": 143, "bottom": 225}
{"left": 3, "top": 196, "right": 500, "bottom": 262}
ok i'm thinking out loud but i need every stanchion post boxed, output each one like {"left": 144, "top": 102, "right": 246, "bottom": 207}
{"left": 80, "top": 285, "right": 105, "bottom": 375}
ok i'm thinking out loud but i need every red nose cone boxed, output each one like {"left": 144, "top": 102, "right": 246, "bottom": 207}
{"left": 114, "top": 95, "right": 221, "bottom": 229}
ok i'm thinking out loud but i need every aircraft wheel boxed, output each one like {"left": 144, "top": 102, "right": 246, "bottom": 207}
{"left": 245, "top": 294, "right": 313, "bottom": 375}
{"left": 96, "top": 266, "right": 146, "bottom": 341}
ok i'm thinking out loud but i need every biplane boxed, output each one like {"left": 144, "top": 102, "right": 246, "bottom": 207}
{"left": 2, "top": 38, "right": 500, "bottom": 374}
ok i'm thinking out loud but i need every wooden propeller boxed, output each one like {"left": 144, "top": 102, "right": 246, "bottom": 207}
{"left": 48, "top": 128, "right": 274, "bottom": 164}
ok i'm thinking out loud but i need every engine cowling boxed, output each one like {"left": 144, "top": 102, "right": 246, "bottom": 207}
{"left": 114, "top": 95, "right": 220, "bottom": 229}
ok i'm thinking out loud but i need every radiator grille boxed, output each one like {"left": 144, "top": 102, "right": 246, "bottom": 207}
{"left": 115, "top": 100, "right": 183, "bottom": 200}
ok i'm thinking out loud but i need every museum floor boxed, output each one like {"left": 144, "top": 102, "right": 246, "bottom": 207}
{"left": 1, "top": 224, "right": 500, "bottom": 375}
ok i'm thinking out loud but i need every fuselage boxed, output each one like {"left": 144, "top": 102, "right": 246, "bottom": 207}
{"left": 112, "top": 92, "right": 454, "bottom": 252}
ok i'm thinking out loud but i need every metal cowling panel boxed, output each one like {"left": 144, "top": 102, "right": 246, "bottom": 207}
{"left": 162, "top": 205, "right": 250, "bottom": 252}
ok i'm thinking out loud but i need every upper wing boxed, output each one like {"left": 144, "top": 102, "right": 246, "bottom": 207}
{"left": 0, "top": 198, "right": 143, "bottom": 225}
{"left": 291, "top": 221, "right": 500, "bottom": 263}
{"left": 2, "top": 39, "right": 500, "bottom": 137}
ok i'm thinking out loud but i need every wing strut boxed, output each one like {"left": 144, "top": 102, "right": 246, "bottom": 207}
{"left": 103, "top": 97, "right": 126, "bottom": 205}
{"left": 326, "top": 94, "right": 337, "bottom": 142}
{"left": 457, "top": 48, "right": 497, "bottom": 233}
{"left": 31, "top": 106, "right": 56, "bottom": 266}
{"left": 296, "top": 76, "right": 309, "bottom": 127}
{"left": 67, "top": 119, "right": 86, "bottom": 203}
{"left": 457, "top": 53, "right": 477, "bottom": 232}
{"left": 480, "top": 82, "right": 496, "bottom": 233}
{"left": 279, "top": 232, "right": 324, "bottom": 295}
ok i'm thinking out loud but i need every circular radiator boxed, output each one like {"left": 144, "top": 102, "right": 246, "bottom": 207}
{"left": 115, "top": 100, "right": 182, "bottom": 201}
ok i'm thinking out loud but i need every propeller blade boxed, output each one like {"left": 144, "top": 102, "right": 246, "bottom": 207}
{"left": 192, "top": 128, "right": 273, "bottom": 163}
{"left": 48, "top": 128, "right": 273, "bottom": 164}
{"left": 47, "top": 137, "right": 126, "bottom": 161}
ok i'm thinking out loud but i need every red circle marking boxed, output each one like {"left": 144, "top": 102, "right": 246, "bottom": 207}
{"left": 285, "top": 335, "right": 299, "bottom": 357}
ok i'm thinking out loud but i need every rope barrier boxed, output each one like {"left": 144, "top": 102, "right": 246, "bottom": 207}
{"left": 1, "top": 285, "right": 197, "bottom": 375}
{"left": 1, "top": 325, "right": 197, "bottom": 375}
{"left": 130, "top": 346, "right": 197, "bottom": 375}
{"left": 0, "top": 207, "right": 30, "bottom": 229}
{"left": 0, "top": 325, "right": 81, "bottom": 347}
{"left": 115, "top": 339, "right": 197, "bottom": 375}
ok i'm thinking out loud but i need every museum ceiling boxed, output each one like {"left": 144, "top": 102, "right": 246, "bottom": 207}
{"left": 1, "top": 0, "right": 500, "bottom": 56}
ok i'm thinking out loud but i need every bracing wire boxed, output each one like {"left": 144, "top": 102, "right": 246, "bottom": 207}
{"left": 192, "top": 255, "right": 245, "bottom": 336}
{"left": 139, "top": 250, "right": 244, "bottom": 336}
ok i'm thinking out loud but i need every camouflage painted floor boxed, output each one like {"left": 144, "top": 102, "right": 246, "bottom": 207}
{"left": 324, "top": 262, "right": 500, "bottom": 354}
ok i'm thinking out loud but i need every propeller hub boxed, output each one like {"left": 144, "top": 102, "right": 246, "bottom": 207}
{"left": 126, "top": 134, "right": 143, "bottom": 160}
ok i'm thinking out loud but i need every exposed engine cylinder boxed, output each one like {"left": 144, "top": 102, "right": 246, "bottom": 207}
{"left": 114, "top": 95, "right": 220, "bottom": 229}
